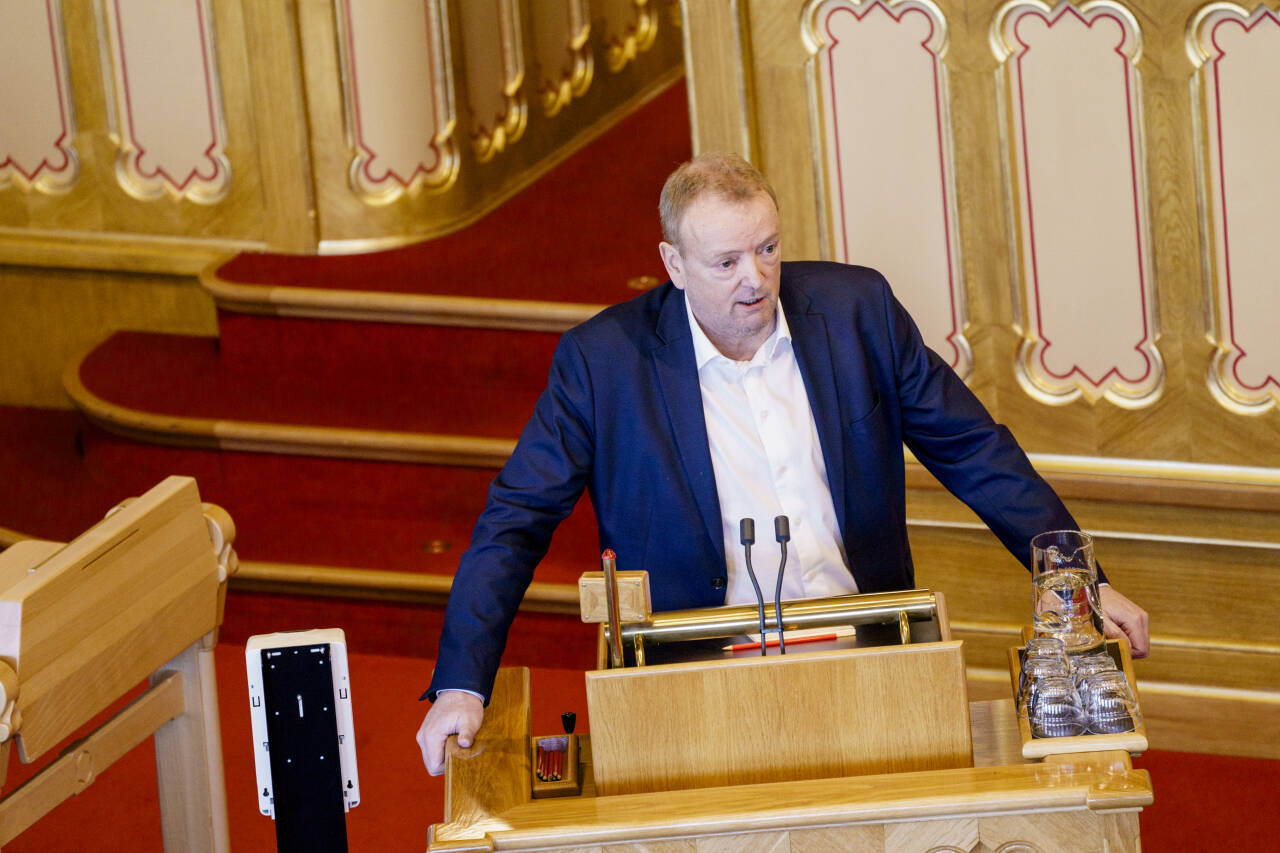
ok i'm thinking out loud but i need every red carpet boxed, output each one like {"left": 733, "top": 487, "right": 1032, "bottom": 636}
{"left": 77, "top": 325, "right": 559, "bottom": 437}
{"left": 2, "top": 641, "right": 592, "bottom": 853}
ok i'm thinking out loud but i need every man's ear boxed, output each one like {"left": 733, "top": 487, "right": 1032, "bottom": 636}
{"left": 658, "top": 241, "right": 685, "bottom": 290}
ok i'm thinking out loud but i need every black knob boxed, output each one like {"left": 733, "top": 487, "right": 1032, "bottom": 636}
{"left": 561, "top": 712, "right": 576, "bottom": 734}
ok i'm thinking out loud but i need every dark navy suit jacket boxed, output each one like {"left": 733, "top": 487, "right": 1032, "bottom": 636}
{"left": 427, "top": 262, "right": 1081, "bottom": 701}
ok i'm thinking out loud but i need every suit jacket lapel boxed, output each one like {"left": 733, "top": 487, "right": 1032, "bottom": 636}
{"left": 783, "top": 282, "right": 849, "bottom": 534}
{"left": 651, "top": 289, "right": 726, "bottom": 569}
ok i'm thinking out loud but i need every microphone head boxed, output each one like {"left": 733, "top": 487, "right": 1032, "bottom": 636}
{"left": 774, "top": 515, "right": 790, "bottom": 542}
{"left": 739, "top": 517, "right": 755, "bottom": 545}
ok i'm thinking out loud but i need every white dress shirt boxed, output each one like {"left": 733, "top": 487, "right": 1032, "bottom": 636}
{"left": 685, "top": 296, "right": 858, "bottom": 605}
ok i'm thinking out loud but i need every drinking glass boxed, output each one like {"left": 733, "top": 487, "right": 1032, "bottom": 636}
{"left": 1080, "top": 670, "right": 1142, "bottom": 734}
{"left": 1031, "top": 530, "right": 1106, "bottom": 654}
{"left": 1024, "top": 636, "right": 1069, "bottom": 669}
{"left": 1017, "top": 656, "right": 1069, "bottom": 715}
{"left": 1026, "top": 675, "right": 1087, "bottom": 738}
{"left": 1071, "top": 652, "right": 1118, "bottom": 694}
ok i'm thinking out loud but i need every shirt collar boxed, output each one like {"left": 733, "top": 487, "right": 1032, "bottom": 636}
{"left": 684, "top": 292, "right": 791, "bottom": 371}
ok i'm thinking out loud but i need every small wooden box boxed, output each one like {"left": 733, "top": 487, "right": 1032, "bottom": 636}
{"left": 1007, "top": 635, "right": 1147, "bottom": 759}
{"left": 530, "top": 734, "right": 581, "bottom": 798}
{"left": 578, "top": 571, "right": 651, "bottom": 623}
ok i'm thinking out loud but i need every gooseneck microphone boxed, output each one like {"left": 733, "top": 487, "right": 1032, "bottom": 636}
{"left": 739, "top": 518, "right": 769, "bottom": 656}
{"left": 773, "top": 516, "right": 790, "bottom": 654}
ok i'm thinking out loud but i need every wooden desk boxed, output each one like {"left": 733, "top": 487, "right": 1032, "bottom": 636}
{"left": 429, "top": 668, "right": 1151, "bottom": 852}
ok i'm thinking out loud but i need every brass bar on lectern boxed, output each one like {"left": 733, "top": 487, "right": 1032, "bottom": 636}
{"left": 617, "top": 589, "right": 938, "bottom": 646}
{"left": 601, "top": 550, "right": 624, "bottom": 668}
{"left": 898, "top": 609, "right": 911, "bottom": 645}
{"left": 632, "top": 633, "right": 646, "bottom": 667}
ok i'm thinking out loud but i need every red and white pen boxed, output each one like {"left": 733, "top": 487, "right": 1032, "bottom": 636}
{"left": 727, "top": 627, "right": 855, "bottom": 652}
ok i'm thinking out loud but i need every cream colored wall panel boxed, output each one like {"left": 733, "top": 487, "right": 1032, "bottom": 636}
{"left": 807, "top": 0, "right": 970, "bottom": 376}
{"left": 602, "top": 0, "right": 659, "bottom": 72}
{"left": 1190, "top": 5, "right": 1280, "bottom": 413}
{"left": 0, "top": 0, "right": 78, "bottom": 194}
{"left": 531, "top": 0, "right": 592, "bottom": 116}
{"left": 460, "top": 0, "right": 527, "bottom": 161}
{"left": 994, "top": 2, "right": 1162, "bottom": 407}
{"left": 102, "top": 0, "right": 230, "bottom": 203}
{"left": 335, "top": 0, "right": 458, "bottom": 201}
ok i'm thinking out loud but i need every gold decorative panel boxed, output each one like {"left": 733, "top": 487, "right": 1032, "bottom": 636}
{"left": 992, "top": 1, "right": 1162, "bottom": 407}
{"left": 0, "top": 0, "right": 682, "bottom": 268}
{"left": 531, "top": 0, "right": 593, "bottom": 116}
{"left": 460, "top": 0, "right": 527, "bottom": 162}
{"left": 335, "top": 0, "right": 459, "bottom": 201}
{"left": 102, "top": 0, "right": 230, "bottom": 203}
{"left": 0, "top": 0, "right": 78, "bottom": 194}
{"left": 1189, "top": 3, "right": 1280, "bottom": 413}
{"left": 602, "top": 0, "right": 659, "bottom": 72}
{"left": 806, "top": 0, "right": 971, "bottom": 377}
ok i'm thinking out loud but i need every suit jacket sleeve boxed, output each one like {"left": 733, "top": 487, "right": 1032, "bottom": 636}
{"left": 877, "top": 282, "right": 1099, "bottom": 580}
{"left": 426, "top": 332, "right": 596, "bottom": 702}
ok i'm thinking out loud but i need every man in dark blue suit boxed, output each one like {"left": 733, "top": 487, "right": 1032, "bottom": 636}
{"left": 416, "top": 153, "right": 1149, "bottom": 774}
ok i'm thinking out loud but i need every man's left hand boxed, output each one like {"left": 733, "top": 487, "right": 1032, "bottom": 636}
{"left": 1098, "top": 584, "right": 1149, "bottom": 658}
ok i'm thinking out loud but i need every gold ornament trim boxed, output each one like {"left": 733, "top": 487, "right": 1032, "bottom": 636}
{"left": 606, "top": 0, "right": 659, "bottom": 73}
{"left": 470, "top": 0, "right": 529, "bottom": 163}
{"left": 537, "top": 0, "right": 593, "bottom": 117}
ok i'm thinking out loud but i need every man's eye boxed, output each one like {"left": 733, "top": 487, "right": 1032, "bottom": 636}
{"left": 762, "top": 243, "right": 777, "bottom": 255}
{"left": 718, "top": 259, "right": 733, "bottom": 270}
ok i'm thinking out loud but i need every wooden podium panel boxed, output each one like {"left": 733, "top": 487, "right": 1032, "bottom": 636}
{"left": 585, "top": 640, "right": 971, "bottom": 795}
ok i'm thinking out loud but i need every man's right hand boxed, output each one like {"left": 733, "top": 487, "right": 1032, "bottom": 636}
{"left": 416, "top": 690, "right": 485, "bottom": 776}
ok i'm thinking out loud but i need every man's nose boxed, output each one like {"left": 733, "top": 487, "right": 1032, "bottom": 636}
{"left": 741, "top": 255, "right": 764, "bottom": 287}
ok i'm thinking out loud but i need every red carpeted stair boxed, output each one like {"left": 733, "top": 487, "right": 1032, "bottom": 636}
{"left": 79, "top": 324, "right": 560, "bottom": 437}
{"left": 76, "top": 423, "right": 600, "bottom": 584}
{"left": 54, "top": 82, "right": 696, "bottom": 592}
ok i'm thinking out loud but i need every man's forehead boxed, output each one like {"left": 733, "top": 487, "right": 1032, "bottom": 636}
{"left": 679, "top": 191, "right": 779, "bottom": 247}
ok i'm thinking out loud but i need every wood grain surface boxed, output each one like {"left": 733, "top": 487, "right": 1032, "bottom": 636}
{"left": 585, "top": 641, "right": 971, "bottom": 795}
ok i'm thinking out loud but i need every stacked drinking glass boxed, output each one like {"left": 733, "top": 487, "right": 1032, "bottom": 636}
{"left": 1017, "top": 636, "right": 1142, "bottom": 737}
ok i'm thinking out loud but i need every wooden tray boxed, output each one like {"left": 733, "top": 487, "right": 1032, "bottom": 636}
{"left": 1007, "top": 634, "right": 1147, "bottom": 759}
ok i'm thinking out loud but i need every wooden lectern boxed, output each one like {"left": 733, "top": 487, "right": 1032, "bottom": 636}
{"left": 0, "top": 476, "right": 236, "bottom": 852}
{"left": 429, "top": 582, "right": 1152, "bottom": 852}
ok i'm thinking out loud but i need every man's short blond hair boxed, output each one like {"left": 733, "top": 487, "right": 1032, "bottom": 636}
{"left": 659, "top": 152, "right": 780, "bottom": 245}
